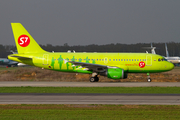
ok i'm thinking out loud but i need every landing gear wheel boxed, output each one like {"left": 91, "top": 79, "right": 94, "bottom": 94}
{"left": 90, "top": 76, "right": 99, "bottom": 82}
{"left": 90, "top": 77, "right": 96, "bottom": 82}
{"left": 147, "top": 73, "right": 151, "bottom": 82}
{"left": 147, "top": 78, "right": 151, "bottom": 82}
{"left": 95, "top": 77, "right": 99, "bottom": 82}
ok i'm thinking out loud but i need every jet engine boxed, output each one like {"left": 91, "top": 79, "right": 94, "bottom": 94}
{"left": 99, "top": 68, "right": 127, "bottom": 79}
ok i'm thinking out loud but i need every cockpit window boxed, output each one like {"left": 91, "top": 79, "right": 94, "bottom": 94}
{"left": 158, "top": 58, "right": 167, "bottom": 61}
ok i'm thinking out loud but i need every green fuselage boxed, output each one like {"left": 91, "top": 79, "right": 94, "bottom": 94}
{"left": 8, "top": 52, "right": 174, "bottom": 74}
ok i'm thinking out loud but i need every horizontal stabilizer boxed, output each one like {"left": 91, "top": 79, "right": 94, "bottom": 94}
{"left": 8, "top": 55, "right": 32, "bottom": 60}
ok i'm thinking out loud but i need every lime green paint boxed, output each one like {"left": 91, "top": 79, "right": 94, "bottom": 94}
{"left": 107, "top": 68, "right": 124, "bottom": 79}
{"left": 57, "top": 55, "right": 63, "bottom": 70}
{"left": 51, "top": 57, "right": 55, "bottom": 69}
{"left": 8, "top": 23, "right": 174, "bottom": 80}
{"left": 11, "top": 23, "right": 46, "bottom": 54}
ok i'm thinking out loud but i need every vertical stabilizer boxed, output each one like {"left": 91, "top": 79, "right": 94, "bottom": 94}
{"left": 11, "top": 23, "right": 46, "bottom": 54}
{"left": 151, "top": 43, "right": 156, "bottom": 54}
{"left": 165, "top": 43, "right": 169, "bottom": 57}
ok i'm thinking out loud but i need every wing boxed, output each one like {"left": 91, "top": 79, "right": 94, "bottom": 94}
{"left": 69, "top": 61, "right": 118, "bottom": 72}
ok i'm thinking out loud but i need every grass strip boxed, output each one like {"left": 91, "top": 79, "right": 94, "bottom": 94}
{"left": 0, "top": 86, "right": 180, "bottom": 93}
{"left": 0, "top": 104, "right": 180, "bottom": 120}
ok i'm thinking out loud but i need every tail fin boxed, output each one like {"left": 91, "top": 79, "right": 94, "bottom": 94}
{"left": 165, "top": 43, "right": 169, "bottom": 57}
{"left": 150, "top": 43, "right": 156, "bottom": 54}
{"left": 11, "top": 23, "right": 46, "bottom": 54}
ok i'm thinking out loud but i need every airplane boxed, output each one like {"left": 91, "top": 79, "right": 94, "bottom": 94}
{"left": 8, "top": 23, "right": 174, "bottom": 82}
{"left": 145, "top": 43, "right": 180, "bottom": 65}
{"left": 164, "top": 43, "right": 180, "bottom": 64}
{"left": 0, "top": 58, "right": 18, "bottom": 67}
{"left": 143, "top": 43, "right": 156, "bottom": 54}
{"left": 0, "top": 50, "right": 27, "bottom": 67}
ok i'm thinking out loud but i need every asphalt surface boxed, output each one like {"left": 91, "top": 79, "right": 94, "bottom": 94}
{"left": 1, "top": 82, "right": 180, "bottom": 105}
{"left": 0, "top": 93, "right": 180, "bottom": 105}
{"left": 1, "top": 81, "right": 180, "bottom": 87}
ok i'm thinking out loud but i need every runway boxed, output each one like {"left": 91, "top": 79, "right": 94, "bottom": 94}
{"left": 0, "top": 93, "right": 180, "bottom": 105}
{"left": 1, "top": 81, "right": 180, "bottom": 87}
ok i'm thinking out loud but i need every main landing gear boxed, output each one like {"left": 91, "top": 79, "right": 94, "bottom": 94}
{"left": 147, "top": 73, "right": 151, "bottom": 82}
{"left": 89, "top": 73, "right": 99, "bottom": 82}
{"left": 90, "top": 76, "right": 99, "bottom": 82}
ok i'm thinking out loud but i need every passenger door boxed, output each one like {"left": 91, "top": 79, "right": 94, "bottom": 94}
{"left": 146, "top": 55, "right": 152, "bottom": 66}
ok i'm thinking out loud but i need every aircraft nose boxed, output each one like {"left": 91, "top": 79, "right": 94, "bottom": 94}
{"left": 169, "top": 62, "right": 174, "bottom": 70}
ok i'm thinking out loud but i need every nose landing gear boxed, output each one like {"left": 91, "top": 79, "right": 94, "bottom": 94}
{"left": 147, "top": 73, "right": 151, "bottom": 82}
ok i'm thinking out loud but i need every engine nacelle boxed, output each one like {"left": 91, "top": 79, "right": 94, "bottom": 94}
{"left": 100, "top": 68, "right": 127, "bottom": 79}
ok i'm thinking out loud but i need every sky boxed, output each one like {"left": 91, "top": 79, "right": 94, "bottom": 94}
{"left": 0, "top": 0, "right": 180, "bottom": 46}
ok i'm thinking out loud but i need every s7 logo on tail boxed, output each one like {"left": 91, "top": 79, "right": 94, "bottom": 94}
{"left": 18, "top": 35, "right": 30, "bottom": 47}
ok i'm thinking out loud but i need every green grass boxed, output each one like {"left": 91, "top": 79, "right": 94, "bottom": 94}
{"left": 0, "top": 86, "right": 180, "bottom": 94}
{"left": 0, "top": 104, "right": 180, "bottom": 120}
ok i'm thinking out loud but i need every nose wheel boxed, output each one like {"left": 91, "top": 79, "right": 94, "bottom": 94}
{"left": 147, "top": 73, "right": 151, "bottom": 82}
{"left": 147, "top": 78, "right": 151, "bottom": 82}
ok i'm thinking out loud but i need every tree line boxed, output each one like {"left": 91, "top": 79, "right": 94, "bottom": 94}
{"left": 0, "top": 42, "right": 180, "bottom": 58}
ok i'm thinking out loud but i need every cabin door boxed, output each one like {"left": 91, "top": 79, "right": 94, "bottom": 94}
{"left": 146, "top": 55, "right": 152, "bottom": 66}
